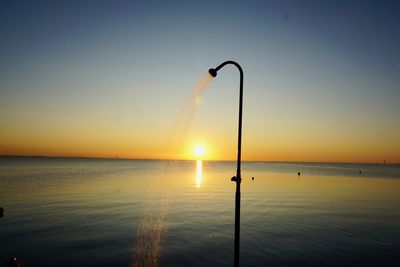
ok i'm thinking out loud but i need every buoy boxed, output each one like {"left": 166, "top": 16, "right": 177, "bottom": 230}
{"left": 252, "top": 177, "right": 254, "bottom": 180}
{"left": 298, "top": 172, "right": 301, "bottom": 176}
{"left": 0, "top": 207, "right": 3, "bottom": 217}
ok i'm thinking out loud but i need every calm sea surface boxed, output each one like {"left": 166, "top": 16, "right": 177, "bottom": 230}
{"left": 1, "top": 157, "right": 400, "bottom": 266}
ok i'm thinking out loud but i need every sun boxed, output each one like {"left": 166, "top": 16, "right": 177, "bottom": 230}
{"left": 194, "top": 144, "right": 206, "bottom": 158}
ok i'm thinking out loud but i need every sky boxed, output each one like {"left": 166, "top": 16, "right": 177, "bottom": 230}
{"left": 0, "top": 0, "right": 399, "bottom": 163}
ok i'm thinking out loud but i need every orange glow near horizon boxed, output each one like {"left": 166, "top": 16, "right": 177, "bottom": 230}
{"left": 1, "top": 136, "right": 399, "bottom": 164}
{"left": 0, "top": 122, "right": 399, "bottom": 163}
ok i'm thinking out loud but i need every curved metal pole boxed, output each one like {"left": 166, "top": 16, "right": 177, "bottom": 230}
{"left": 209, "top": 61, "right": 243, "bottom": 267}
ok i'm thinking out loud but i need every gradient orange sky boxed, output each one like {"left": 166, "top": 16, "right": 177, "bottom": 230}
{"left": 1, "top": 1, "right": 399, "bottom": 163}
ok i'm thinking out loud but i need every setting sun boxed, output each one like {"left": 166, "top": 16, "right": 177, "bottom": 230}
{"left": 194, "top": 144, "right": 205, "bottom": 158}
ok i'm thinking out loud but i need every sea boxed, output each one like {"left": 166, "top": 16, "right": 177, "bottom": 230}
{"left": 0, "top": 157, "right": 399, "bottom": 267}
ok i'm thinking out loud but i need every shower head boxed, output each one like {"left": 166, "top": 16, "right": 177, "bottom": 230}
{"left": 208, "top": 68, "right": 217, "bottom": 77}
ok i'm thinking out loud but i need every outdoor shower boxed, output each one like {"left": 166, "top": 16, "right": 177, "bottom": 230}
{"left": 209, "top": 60, "right": 243, "bottom": 267}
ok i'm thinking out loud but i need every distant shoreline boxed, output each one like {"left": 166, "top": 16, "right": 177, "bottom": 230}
{"left": 0, "top": 155, "right": 397, "bottom": 165}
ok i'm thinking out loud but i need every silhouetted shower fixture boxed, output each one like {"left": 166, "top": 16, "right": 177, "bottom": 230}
{"left": 209, "top": 61, "right": 243, "bottom": 267}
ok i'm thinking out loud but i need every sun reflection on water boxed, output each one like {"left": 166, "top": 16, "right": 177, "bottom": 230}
{"left": 196, "top": 160, "right": 202, "bottom": 188}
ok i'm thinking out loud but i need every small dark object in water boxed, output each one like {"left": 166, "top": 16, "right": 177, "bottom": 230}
{"left": 359, "top": 171, "right": 362, "bottom": 174}
{"left": 298, "top": 172, "right": 301, "bottom": 176}
{"left": 9, "top": 256, "right": 21, "bottom": 267}
{"left": 0, "top": 207, "right": 3, "bottom": 217}
{"left": 252, "top": 177, "right": 254, "bottom": 180}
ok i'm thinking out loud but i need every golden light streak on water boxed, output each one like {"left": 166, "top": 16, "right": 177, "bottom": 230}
{"left": 196, "top": 159, "right": 202, "bottom": 188}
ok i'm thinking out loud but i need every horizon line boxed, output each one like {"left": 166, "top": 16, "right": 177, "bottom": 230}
{"left": 0, "top": 154, "right": 397, "bottom": 165}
